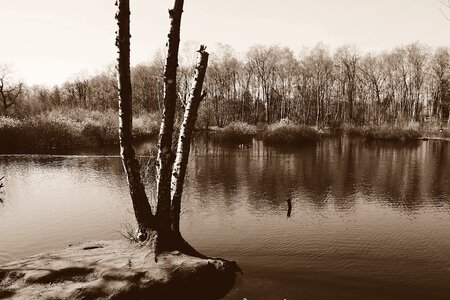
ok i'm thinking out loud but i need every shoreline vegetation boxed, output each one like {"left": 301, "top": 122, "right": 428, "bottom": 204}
{"left": 2, "top": 42, "right": 450, "bottom": 152}
{"left": 1, "top": 112, "right": 449, "bottom": 152}
{"left": 212, "top": 120, "right": 450, "bottom": 145}
{"left": 2, "top": 43, "right": 450, "bottom": 152}
{"left": 0, "top": 109, "right": 160, "bottom": 152}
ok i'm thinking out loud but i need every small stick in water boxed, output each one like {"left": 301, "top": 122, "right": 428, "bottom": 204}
{"left": 287, "top": 198, "right": 292, "bottom": 218}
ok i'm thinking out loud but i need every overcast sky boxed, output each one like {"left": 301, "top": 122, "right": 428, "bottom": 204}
{"left": 1, "top": 0, "right": 450, "bottom": 86}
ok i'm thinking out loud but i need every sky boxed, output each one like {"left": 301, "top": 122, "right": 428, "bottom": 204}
{"left": 1, "top": 0, "right": 450, "bottom": 86}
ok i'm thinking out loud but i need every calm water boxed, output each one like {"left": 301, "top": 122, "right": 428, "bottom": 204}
{"left": 0, "top": 138, "right": 449, "bottom": 299}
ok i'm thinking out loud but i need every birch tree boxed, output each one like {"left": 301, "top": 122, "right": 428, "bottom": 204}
{"left": 116, "top": 0, "right": 209, "bottom": 255}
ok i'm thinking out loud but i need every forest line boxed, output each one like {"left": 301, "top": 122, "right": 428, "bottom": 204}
{"left": 1, "top": 42, "right": 450, "bottom": 146}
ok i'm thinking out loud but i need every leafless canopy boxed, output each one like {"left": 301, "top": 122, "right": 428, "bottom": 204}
{"left": 0, "top": 65, "right": 24, "bottom": 115}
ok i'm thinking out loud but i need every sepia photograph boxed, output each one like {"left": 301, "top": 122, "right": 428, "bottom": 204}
{"left": 0, "top": 0, "right": 449, "bottom": 299}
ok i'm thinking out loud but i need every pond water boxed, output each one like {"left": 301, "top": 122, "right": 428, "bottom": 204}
{"left": 0, "top": 138, "right": 449, "bottom": 299}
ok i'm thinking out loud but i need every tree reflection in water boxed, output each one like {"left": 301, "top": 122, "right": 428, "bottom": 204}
{"left": 191, "top": 137, "right": 449, "bottom": 214}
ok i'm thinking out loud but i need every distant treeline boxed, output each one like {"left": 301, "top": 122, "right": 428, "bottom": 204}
{"left": 2, "top": 42, "right": 450, "bottom": 128}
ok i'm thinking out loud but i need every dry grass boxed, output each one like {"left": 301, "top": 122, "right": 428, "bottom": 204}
{"left": 0, "top": 108, "right": 160, "bottom": 152}
{"left": 365, "top": 126, "right": 421, "bottom": 140}
{"left": 212, "top": 121, "right": 257, "bottom": 144}
{"left": 340, "top": 122, "right": 422, "bottom": 140}
{"left": 263, "top": 119, "right": 320, "bottom": 146}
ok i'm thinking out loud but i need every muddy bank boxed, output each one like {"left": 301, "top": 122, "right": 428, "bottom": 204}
{"left": 0, "top": 240, "right": 239, "bottom": 299}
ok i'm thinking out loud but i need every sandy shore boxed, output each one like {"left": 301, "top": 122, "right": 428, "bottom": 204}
{"left": 0, "top": 240, "right": 239, "bottom": 299}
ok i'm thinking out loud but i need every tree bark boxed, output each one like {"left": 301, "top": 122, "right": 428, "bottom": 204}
{"left": 171, "top": 46, "right": 209, "bottom": 233}
{"left": 156, "top": 0, "right": 184, "bottom": 235}
{"left": 116, "top": 0, "right": 154, "bottom": 231}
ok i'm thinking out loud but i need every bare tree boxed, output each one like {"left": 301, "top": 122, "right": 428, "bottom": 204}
{"left": 116, "top": 0, "right": 155, "bottom": 234}
{"left": 247, "top": 45, "right": 278, "bottom": 123}
{"left": 335, "top": 46, "right": 360, "bottom": 123}
{"left": 430, "top": 47, "right": 450, "bottom": 122}
{"left": 154, "top": 0, "right": 185, "bottom": 249}
{"left": 132, "top": 63, "right": 164, "bottom": 113}
{"left": 116, "top": 0, "right": 209, "bottom": 256}
{"left": 300, "top": 45, "right": 334, "bottom": 127}
{"left": 88, "top": 72, "right": 117, "bottom": 110}
{"left": 0, "top": 66, "right": 24, "bottom": 116}
{"left": 359, "top": 53, "right": 387, "bottom": 125}
{"left": 171, "top": 45, "right": 208, "bottom": 234}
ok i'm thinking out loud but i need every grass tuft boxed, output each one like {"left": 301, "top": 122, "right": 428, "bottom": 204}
{"left": 340, "top": 122, "right": 421, "bottom": 140}
{"left": 263, "top": 119, "right": 320, "bottom": 146}
{"left": 365, "top": 125, "right": 421, "bottom": 140}
{"left": 212, "top": 122, "right": 257, "bottom": 144}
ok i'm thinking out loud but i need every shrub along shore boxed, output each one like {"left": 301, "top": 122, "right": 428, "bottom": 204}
{"left": 210, "top": 119, "right": 449, "bottom": 146}
{"left": 0, "top": 109, "right": 160, "bottom": 152}
{"left": 1, "top": 112, "right": 449, "bottom": 152}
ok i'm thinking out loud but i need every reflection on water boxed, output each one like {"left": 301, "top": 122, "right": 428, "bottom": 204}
{"left": 193, "top": 138, "right": 449, "bottom": 212}
{"left": 0, "top": 138, "right": 449, "bottom": 299}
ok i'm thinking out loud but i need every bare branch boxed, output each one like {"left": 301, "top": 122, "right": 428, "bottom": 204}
{"left": 0, "top": 67, "right": 24, "bottom": 115}
{"left": 439, "top": 0, "right": 450, "bottom": 8}
{"left": 439, "top": 7, "right": 450, "bottom": 20}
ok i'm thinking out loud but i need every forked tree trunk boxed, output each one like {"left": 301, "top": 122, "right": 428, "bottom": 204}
{"left": 116, "top": 0, "right": 154, "bottom": 231}
{"left": 171, "top": 46, "right": 209, "bottom": 233}
{"left": 116, "top": 0, "right": 211, "bottom": 257}
{"left": 156, "top": 0, "right": 184, "bottom": 236}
